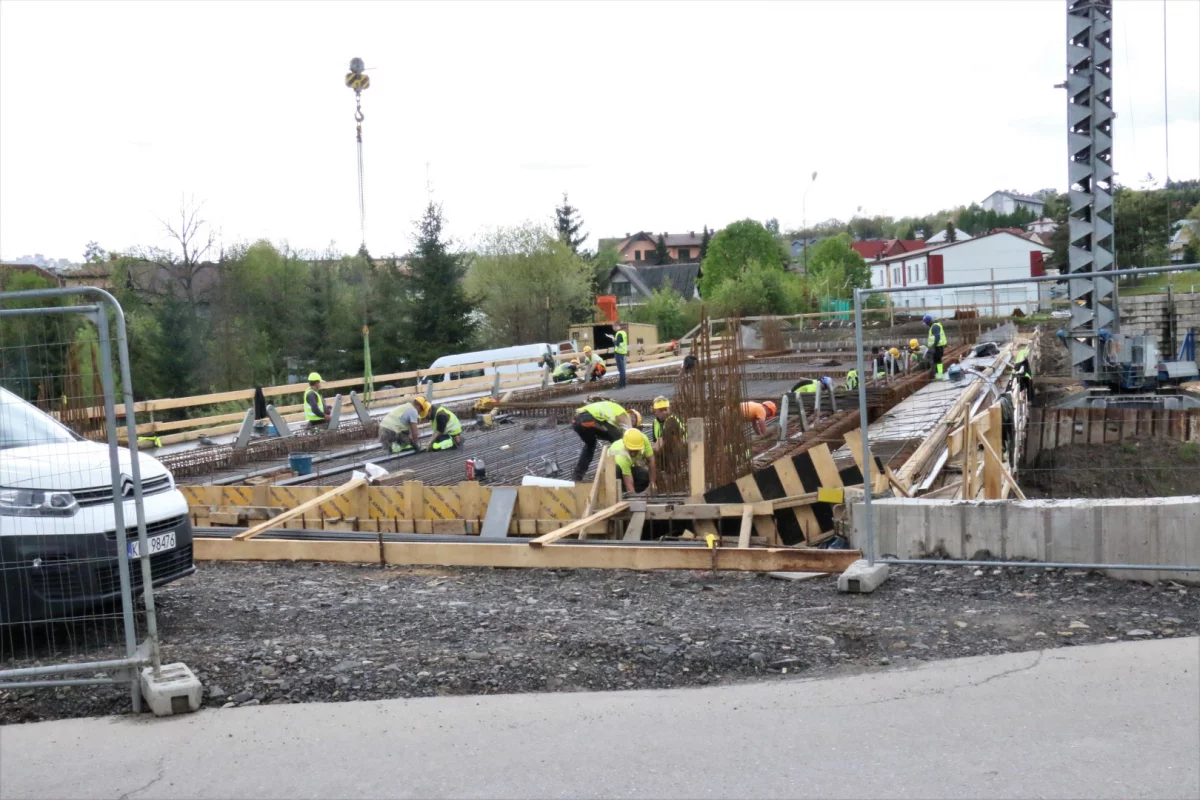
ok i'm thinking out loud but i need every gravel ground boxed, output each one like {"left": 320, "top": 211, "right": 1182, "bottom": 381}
{"left": 2, "top": 562, "right": 1196, "bottom": 725}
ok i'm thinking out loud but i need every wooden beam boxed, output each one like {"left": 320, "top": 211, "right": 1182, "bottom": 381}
{"left": 195, "top": 537, "right": 863, "bottom": 572}
{"left": 528, "top": 502, "right": 630, "bottom": 547}
{"left": 687, "top": 417, "right": 705, "bottom": 498}
{"left": 233, "top": 477, "right": 368, "bottom": 540}
{"left": 580, "top": 445, "right": 608, "bottom": 524}
{"left": 979, "top": 433, "right": 1027, "bottom": 500}
{"left": 983, "top": 406, "right": 1004, "bottom": 499}
{"left": 623, "top": 510, "right": 646, "bottom": 542}
{"left": 737, "top": 506, "right": 754, "bottom": 549}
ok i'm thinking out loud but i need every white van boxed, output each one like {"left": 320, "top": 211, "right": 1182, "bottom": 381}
{"left": 423, "top": 341, "right": 577, "bottom": 383}
{"left": 0, "top": 387, "right": 194, "bottom": 625}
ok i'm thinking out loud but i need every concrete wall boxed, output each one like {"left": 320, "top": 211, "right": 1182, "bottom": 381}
{"left": 1119, "top": 292, "right": 1200, "bottom": 358}
{"left": 851, "top": 496, "right": 1200, "bottom": 584}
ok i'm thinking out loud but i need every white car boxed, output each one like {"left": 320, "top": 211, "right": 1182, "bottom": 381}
{"left": 0, "top": 387, "right": 193, "bottom": 625}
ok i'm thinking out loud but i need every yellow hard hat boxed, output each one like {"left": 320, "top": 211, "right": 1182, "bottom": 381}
{"left": 622, "top": 428, "right": 647, "bottom": 451}
{"left": 413, "top": 396, "right": 431, "bottom": 416}
{"left": 628, "top": 409, "right": 642, "bottom": 427}
{"left": 570, "top": 359, "right": 580, "bottom": 366}
{"left": 583, "top": 346, "right": 592, "bottom": 353}
{"left": 308, "top": 372, "right": 323, "bottom": 382}
{"left": 652, "top": 395, "right": 670, "bottom": 410}
{"left": 889, "top": 347, "right": 900, "bottom": 358}
{"left": 909, "top": 339, "right": 919, "bottom": 350}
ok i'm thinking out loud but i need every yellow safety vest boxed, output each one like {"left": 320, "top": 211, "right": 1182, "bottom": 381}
{"left": 304, "top": 388, "right": 325, "bottom": 422}
{"left": 928, "top": 322, "right": 948, "bottom": 347}
{"left": 435, "top": 407, "right": 462, "bottom": 436}
{"left": 577, "top": 401, "right": 626, "bottom": 424}
{"left": 614, "top": 330, "right": 628, "bottom": 355}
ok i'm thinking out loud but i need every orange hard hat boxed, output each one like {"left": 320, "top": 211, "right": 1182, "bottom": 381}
{"left": 762, "top": 400, "right": 777, "bottom": 418}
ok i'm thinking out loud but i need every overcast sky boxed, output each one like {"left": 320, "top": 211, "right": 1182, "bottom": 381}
{"left": 1, "top": 0, "right": 1197, "bottom": 263}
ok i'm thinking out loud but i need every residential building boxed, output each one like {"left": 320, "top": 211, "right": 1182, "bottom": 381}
{"left": 866, "top": 231, "right": 1052, "bottom": 315}
{"left": 1168, "top": 219, "right": 1196, "bottom": 264}
{"left": 601, "top": 231, "right": 709, "bottom": 264}
{"left": 924, "top": 227, "right": 975, "bottom": 245}
{"left": 605, "top": 263, "right": 701, "bottom": 307}
{"left": 1026, "top": 217, "right": 1058, "bottom": 234}
{"left": 979, "top": 191, "right": 1046, "bottom": 216}
{"left": 850, "top": 239, "right": 927, "bottom": 261}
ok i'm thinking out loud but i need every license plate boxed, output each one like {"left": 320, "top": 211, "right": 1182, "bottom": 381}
{"left": 127, "top": 532, "right": 176, "bottom": 559}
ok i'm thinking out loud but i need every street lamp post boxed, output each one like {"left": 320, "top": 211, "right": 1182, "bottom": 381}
{"left": 802, "top": 171, "right": 818, "bottom": 270}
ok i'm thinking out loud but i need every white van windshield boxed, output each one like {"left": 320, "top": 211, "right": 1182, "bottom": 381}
{"left": 0, "top": 388, "right": 81, "bottom": 450}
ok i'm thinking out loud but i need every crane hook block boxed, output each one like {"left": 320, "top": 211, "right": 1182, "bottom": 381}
{"left": 349, "top": 57, "right": 365, "bottom": 74}
{"left": 345, "top": 72, "right": 370, "bottom": 92}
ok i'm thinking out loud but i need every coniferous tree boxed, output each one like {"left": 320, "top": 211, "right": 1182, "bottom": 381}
{"left": 653, "top": 234, "right": 672, "bottom": 265}
{"left": 555, "top": 192, "right": 588, "bottom": 254}
{"left": 699, "top": 225, "right": 711, "bottom": 263}
{"left": 399, "top": 202, "right": 477, "bottom": 368}
{"left": 945, "top": 220, "right": 958, "bottom": 243}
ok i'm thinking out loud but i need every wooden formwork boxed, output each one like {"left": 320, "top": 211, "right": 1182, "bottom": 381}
{"left": 1023, "top": 407, "right": 1200, "bottom": 466}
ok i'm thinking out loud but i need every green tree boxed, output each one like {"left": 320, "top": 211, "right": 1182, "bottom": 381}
{"left": 699, "top": 219, "right": 783, "bottom": 297}
{"left": 804, "top": 233, "right": 871, "bottom": 299}
{"left": 653, "top": 234, "right": 672, "bottom": 265}
{"left": 699, "top": 225, "right": 711, "bottom": 262}
{"left": 399, "top": 202, "right": 477, "bottom": 369}
{"left": 626, "top": 288, "right": 692, "bottom": 340}
{"left": 467, "top": 223, "right": 593, "bottom": 345}
{"left": 708, "top": 260, "right": 808, "bottom": 317}
{"left": 764, "top": 218, "right": 780, "bottom": 235}
{"left": 83, "top": 241, "right": 107, "bottom": 264}
{"left": 945, "top": 220, "right": 957, "bottom": 243}
{"left": 555, "top": 192, "right": 588, "bottom": 255}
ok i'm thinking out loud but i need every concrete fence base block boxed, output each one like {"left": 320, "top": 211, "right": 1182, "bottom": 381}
{"left": 140, "top": 662, "right": 202, "bottom": 717}
{"left": 837, "top": 559, "right": 890, "bottom": 593}
{"left": 767, "top": 571, "right": 829, "bottom": 582}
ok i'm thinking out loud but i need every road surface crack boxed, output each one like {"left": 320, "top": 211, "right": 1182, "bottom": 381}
{"left": 118, "top": 755, "right": 166, "bottom": 800}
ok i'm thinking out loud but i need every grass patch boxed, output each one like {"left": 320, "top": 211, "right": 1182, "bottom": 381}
{"left": 1117, "top": 270, "right": 1200, "bottom": 297}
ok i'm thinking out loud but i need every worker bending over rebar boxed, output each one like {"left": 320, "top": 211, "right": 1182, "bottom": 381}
{"left": 379, "top": 396, "right": 431, "bottom": 453}
{"left": 608, "top": 428, "right": 656, "bottom": 495}
{"left": 571, "top": 400, "right": 641, "bottom": 482}
{"left": 429, "top": 405, "right": 463, "bottom": 450}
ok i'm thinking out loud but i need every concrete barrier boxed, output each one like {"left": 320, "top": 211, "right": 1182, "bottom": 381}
{"left": 851, "top": 496, "right": 1200, "bottom": 583}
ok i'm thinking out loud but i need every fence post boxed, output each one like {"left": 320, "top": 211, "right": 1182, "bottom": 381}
{"left": 854, "top": 288, "right": 875, "bottom": 566}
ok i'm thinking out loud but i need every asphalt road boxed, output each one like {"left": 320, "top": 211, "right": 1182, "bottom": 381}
{"left": 2, "top": 637, "right": 1197, "bottom": 800}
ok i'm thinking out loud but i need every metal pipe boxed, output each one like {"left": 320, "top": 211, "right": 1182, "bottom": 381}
{"left": 0, "top": 304, "right": 100, "bottom": 317}
{"left": 853, "top": 288, "right": 875, "bottom": 566}
{"left": 777, "top": 394, "right": 789, "bottom": 443}
{"left": 89, "top": 305, "right": 142, "bottom": 710}
{"left": 0, "top": 677, "right": 125, "bottom": 690}
{"left": 857, "top": 263, "right": 1198, "bottom": 297}
{"left": 0, "top": 654, "right": 149, "bottom": 681}
{"left": 875, "top": 557, "right": 1200, "bottom": 573}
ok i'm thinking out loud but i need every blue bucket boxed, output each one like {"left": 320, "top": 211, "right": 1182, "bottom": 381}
{"left": 288, "top": 453, "right": 313, "bottom": 476}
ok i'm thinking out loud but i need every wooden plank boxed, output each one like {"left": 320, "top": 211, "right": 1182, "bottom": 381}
{"left": 1136, "top": 408, "right": 1151, "bottom": 438}
{"left": 984, "top": 406, "right": 1004, "bottom": 499}
{"left": 623, "top": 511, "right": 646, "bottom": 542}
{"left": 460, "top": 481, "right": 481, "bottom": 523}
{"left": 771, "top": 457, "right": 822, "bottom": 543}
{"left": 1023, "top": 406, "right": 1043, "bottom": 467}
{"left": 1088, "top": 408, "right": 1104, "bottom": 445}
{"left": 528, "top": 502, "right": 630, "bottom": 547}
{"left": 807, "top": 443, "right": 843, "bottom": 488}
{"left": 404, "top": 481, "right": 423, "bottom": 521}
{"left": 580, "top": 445, "right": 609, "bottom": 538}
{"left": 687, "top": 418, "right": 705, "bottom": 498}
{"left": 196, "top": 537, "right": 864, "bottom": 572}
{"left": 736, "top": 506, "right": 754, "bottom": 549}
{"left": 480, "top": 487, "right": 518, "bottom": 539}
{"left": 233, "top": 478, "right": 368, "bottom": 540}
{"left": 1104, "top": 408, "right": 1122, "bottom": 444}
{"left": 734, "top": 475, "right": 777, "bottom": 542}
{"left": 978, "top": 434, "right": 1027, "bottom": 500}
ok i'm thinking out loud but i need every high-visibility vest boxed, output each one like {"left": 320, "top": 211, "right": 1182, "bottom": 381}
{"left": 381, "top": 403, "right": 417, "bottom": 433}
{"left": 795, "top": 382, "right": 818, "bottom": 394}
{"left": 577, "top": 400, "right": 626, "bottom": 424}
{"left": 435, "top": 407, "right": 462, "bottom": 436}
{"left": 845, "top": 370, "right": 858, "bottom": 391}
{"left": 137, "top": 435, "right": 163, "bottom": 448}
{"left": 927, "top": 321, "right": 948, "bottom": 347}
{"left": 653, "top": 414, "right": 684, "bottom": 442}
{"left": 614, "top": 330, "right": 629, "bottom": 355}
{"left": 551, "top": 363, "right": 575, "bottom": 380}
{"left": 304, "top": 388, "right": 326, "bottom": 422}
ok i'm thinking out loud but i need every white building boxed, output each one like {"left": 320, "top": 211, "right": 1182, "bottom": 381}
{"left": 868, "top": 232, "right": 1052, "bottom": 315}
{"left": 1026, "top": 217, "right": 1057, "bottom": 234}
{"left": 980, "top": 191, "right": 1046, "bottom": 216}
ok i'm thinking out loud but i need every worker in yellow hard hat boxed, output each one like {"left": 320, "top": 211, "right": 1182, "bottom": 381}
{"left": 304, "top": 372, "right": 330, "bottom": 428}
{"left": 551, "top": 359, "right": 580, "bottom": 383}
{"left": 571, "top": 400, "right": 636, "bottom": 482}
{"left": 650, "top": 395, "right": 685, "bottom": 453}
{"left": 885, "top": 346, "right": 902, "bottom": 375}
{"left": 379, "top": 395, "right": 431, "bottom": 453}
{"left": 581, "top": 346, "right": 607, "bottom": 382}
{"left": 609, "top": 428, "right": 656, "bottom": 495}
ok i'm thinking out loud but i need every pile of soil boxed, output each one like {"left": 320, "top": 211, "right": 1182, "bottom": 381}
{"left": 2, "top": 561, "right": 1195, "bottom": 724}
{"left": 1022, "top": 439, "right": 1200, "bottom": 499}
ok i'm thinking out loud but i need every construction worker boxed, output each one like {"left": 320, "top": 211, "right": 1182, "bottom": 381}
{"left": 551, "top": 360, "right": 580, "bottom": 383}
{"left": 1015, "top": 346, "right": 1034, "bottom": 395}
{"left": 681, "top": 352, "right": 697, "bottom": 373}
{"left": 792, "top": 376, "right": 833, "bottom": 395}
{"left": 885, "top": 347, "right": 902, "bottom": 375}
{"left": 741, "top": 400, "right": 776, "bottom": 437}
{"left": 304, "top": 372, "right": 330, "bottom": 428}
{"left": 612, "top": 324, "right": 629, "bottom": 388}
{"left": 582, "top": 346, "right": 607, "bottom": 382}
{"left": 649, "top": 395, "right": 684, "bottom": 453}
{"left": 924, "top": 314, "right": 948, "bottom": 379}
{"left": 378, "top": 395, "right": 431, "bottom": 453}
{"left": 571, "top": 400, "right": 638, "bottom": 481}
{"left": 844, "top": 370, "right": 859, "bottom": 391}
{"left": 137, "top": 435, "right": 163, "bottom": 449}
{"left": 430, "top": 405, "right": 464, "bottom": 451}
{"left": 609, "top": 428, "right": 656, "bottom": 495}
{"left": 908, "top": 338, "right": 924, "bottom": 373}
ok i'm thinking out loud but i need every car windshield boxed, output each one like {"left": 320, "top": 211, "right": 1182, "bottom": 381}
{"left": 0, "top": 387, "right": 82, "bottom": 449}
